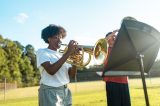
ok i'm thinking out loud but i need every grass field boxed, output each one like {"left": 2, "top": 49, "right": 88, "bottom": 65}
{"left": 0, "top": 77, "right": 160, "bottom": 106}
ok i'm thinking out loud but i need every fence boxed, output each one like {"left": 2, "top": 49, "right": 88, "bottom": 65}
{"left": 0, "top": 78, "right": 17, "bottom": 101}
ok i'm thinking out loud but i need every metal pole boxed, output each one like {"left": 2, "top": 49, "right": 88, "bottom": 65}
{"left": 137, "top": 54, "right": 150, "bottom": 106}
{"left": 4, "top": 77, "right": 6, "bottom": 101}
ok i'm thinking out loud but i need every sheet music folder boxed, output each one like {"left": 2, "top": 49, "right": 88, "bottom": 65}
{"left": 103, "top": 20, "right": 160, "bottom": 76}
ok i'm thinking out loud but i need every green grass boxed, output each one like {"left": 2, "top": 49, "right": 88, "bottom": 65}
{"left": 0, "top": 78, "right": 160, "bottom": 106}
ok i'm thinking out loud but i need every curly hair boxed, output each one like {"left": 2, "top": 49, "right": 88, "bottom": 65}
{"left": 41, "top": 24, "right": 66, "bottom": 43}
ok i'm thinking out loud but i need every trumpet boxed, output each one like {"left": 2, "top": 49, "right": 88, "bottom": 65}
{"left": 59, "top": 38, "right": 108, "bottom": 68}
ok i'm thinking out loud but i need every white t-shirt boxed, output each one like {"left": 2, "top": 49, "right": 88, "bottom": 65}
{"left": 36, "top": 48, "right": 71, "bottom": 87}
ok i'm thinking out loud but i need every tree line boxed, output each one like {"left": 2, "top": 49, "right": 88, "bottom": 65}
{"left": 0, "top": 35, "right": 39, "bottom": 87}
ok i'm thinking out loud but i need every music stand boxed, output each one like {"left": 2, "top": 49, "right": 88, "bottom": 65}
{"left": 103, "top": 20, "right": 160, "bottom": 106}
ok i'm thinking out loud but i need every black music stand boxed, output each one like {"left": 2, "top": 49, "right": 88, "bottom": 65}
{"left": 103, "top": 20, "right": 160, "bottom": 106}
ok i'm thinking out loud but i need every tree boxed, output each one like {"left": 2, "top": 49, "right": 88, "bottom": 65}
{"left": 0, "top": 34, "right": 41, "bottom": 87}
{"left": 24, "top": 44, "right": 36, "bottom": 66}
{"left": 0, "top": 39, "right": 22, "bottom": 84}
{"left": 23, "top": 44, "right": 40, "bottom": 85}
{"left": 19, "top": 56, "right": 35, "bottom": 87}
{"left": 0, "top": 36, "right": 8, "bottom": 81}
{"left": 14, "top": 41, "right": 24, "bottom": 51}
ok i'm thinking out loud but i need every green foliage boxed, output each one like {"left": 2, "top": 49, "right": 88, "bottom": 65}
{"left": 19, "top": 56, "right": 35, "bottom": 87}
{"left": 23, "top": 44, "right": 40, "bottom": 86}
{"left": 0, "top": 48, "right": 7, "bottom": 67}
{"left": 2, "top": 39, "right": 22, "bottom": 85}
{"left": 14, "top": 41, "right": 24, "bottom": 51}
{"left": 0, "top": 34, "right": 40, "bottom": 87}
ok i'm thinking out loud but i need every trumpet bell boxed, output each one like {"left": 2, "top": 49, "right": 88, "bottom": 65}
{"left": 93, "top": 39, "right": 108, "bottom": 65}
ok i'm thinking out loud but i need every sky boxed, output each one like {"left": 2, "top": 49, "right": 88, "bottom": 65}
{"left": 0, "top": 0, "right": 160, "bottom": 60}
